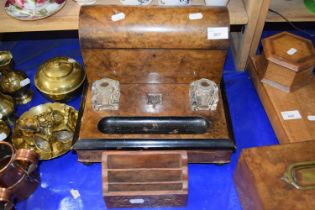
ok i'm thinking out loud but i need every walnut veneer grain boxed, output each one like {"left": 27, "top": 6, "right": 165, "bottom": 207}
{"left": 234, "top": 141, "right": 315, "bottom": 210}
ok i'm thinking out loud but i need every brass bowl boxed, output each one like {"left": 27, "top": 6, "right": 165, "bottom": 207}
{"left": 35, "top": 57, "right": 86, "bottom": 101}
{"left": 12, "top": 103, "right": 78, "bottom": 160}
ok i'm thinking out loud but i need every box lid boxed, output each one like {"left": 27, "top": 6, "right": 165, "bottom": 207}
{"left": 236, "top": 141, "right": 315, "bottom": 210}
{"left": 78, "top": 6, "right": 230, "bottom": 84}
{"left": 262, "top": 32, "right": 315, "bottom": 72}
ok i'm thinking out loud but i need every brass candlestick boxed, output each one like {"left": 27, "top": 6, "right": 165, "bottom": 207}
{"left": 0, "top": 70, "right": 33, "bottom": 104}
{"left": 0, "top": 51, "right": 33, "bottom": 104}
{"left": 0, "top": 120, "right": 10, "bottom": 142}
{"left": 0, "top": 92, "right": 16, "bottom": 126}
{"left": 0, "top": 51, "right": 13, "bottom": 74}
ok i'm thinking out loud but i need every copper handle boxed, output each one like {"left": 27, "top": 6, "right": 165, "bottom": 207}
{"left": 15, "top": 148, "right": 39, "bottom": 174}
{"left": 7, "top": 148, "right": 40, "bottom": 190}
{"left": 282, "top": 160, "right": 315, "bottom": 190}
{"left": 6, "top": 148, "right": 39, "bottom": 190}
{"left": 0, "top": 188, "right": 14, "bottom": 210}
{"left": 0, "top": 142, "right": 38, "bottom": 180}
{"left": 0, "top": 142, "right": 39, "bottom": 201}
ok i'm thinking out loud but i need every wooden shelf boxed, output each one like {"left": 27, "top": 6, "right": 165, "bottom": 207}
{"left": 266, "top": 0, "right": 315, "bottom": 22}
{"left": 0, "top": 0, "right": 248, "bottom": 33}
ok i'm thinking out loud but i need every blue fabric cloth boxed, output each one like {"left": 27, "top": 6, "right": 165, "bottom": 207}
{"left": 0, "top": 30, "right": 310, "bottom": 210}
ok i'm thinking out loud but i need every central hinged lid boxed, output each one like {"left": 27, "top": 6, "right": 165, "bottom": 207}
{"left": 79, "top": 5, "right": 230, "bottom": 84}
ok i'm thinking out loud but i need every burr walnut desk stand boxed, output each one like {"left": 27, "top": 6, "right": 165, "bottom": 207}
{"left": 74, "top": 5, "right": 235, "bottom": 164}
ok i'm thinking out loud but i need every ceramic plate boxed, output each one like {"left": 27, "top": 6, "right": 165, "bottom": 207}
{"left": 120, "top": 0, "right": 152, "bottom": 6}
{"left": 4, "top": 0, "right": 66, "bottom": 21}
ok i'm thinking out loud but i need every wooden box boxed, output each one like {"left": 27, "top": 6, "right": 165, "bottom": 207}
{"left": 248, "top": 55, "right": 315, "bottom": 144}
{"left": 74, "top": 5, "right": 235, "bottom": 163}
{"left": 234, "top": 141, "right": 315, "bottom": 210}
{"left": 261, "top": 32, "right": 315, "bottom": 92}
{"left": 102, "top": 151, "right": 188, "bottom": 208}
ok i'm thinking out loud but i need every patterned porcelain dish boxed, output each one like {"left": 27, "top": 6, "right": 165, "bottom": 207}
{"left": 159, "top": 0, "right": 190, "bottom": 6}
{"left": 120, "top": 0, "right": 152, "bottom": 6}
{"left": 72, "top": 0, "right": 96, "bottom": 6}
{"left": 4, "top": 0, "right": 66, "bottom": 21}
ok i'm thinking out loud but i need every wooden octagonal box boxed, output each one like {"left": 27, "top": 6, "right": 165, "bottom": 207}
{"left": 261, "top": 32, "right": 315, "bottom": 92}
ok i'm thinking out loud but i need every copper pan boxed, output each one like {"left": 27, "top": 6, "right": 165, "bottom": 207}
{"left": 0, "top": 141, "right": 39, "bottom": 201}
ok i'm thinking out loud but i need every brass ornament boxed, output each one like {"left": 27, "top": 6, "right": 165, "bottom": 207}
{"left": 0, "top": 51, "right": 13, "bottom": 73}
{"left": 0, "top": 120, "right": 10, "bottom": 142}
{"left": 35, "top": 57, "right": 86, "bottom": 101}
{"left": 0, "top": 92, "right": 16, "bottom": 125}
{"left": 0, "top": 70, "right": 33, "bottom": 105}
{"left": 12, "top": 103, "right": 78, "bottom": 160}
{"left": 0, "top": 51, "right": 32, "bottom": 104}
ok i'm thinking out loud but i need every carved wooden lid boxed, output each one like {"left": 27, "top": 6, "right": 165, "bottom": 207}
{"left": 262, "top": 32, "right": 315, "bottom": 72}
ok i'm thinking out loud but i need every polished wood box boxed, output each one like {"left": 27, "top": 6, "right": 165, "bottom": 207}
{"left": 74, "top": 5, "right": 235, "bottom": 163}
{"left": 261, "top": 32, "right": 315, "bottom": 92}
{"left": 234, "top": 141, "right": 315, "bottom": 210}
{"left": 102, "top": 151, "right": 188, "bottom": 208}
{"left": 248, "top": 55, "right": 315, "bottom": 144}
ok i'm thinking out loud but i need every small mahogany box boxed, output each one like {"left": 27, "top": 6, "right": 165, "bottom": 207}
{"left": 261, "top": 32, "right": 315, "bottom": 92}
{"left": 234, "top": 141, "right": 315, "bottom": 210}
{"left": 102, "top": 151, "right": 188, "bottom": 208}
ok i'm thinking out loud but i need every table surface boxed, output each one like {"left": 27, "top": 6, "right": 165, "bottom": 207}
{"left": 267, "top": 0, "right": 315, "bottom": 22}
{"left": 1, "top": 30, "right": 312, "bottom": 210}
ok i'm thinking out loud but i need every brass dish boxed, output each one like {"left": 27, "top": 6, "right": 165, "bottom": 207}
{"left": 0, "top": 51, "right": 13, "bottom": 73}
{"left": 12, "top": 103, "right": 78, "bottom": 160}
{"left": 35, "top": 57, "right": 86, "bottom": 101}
